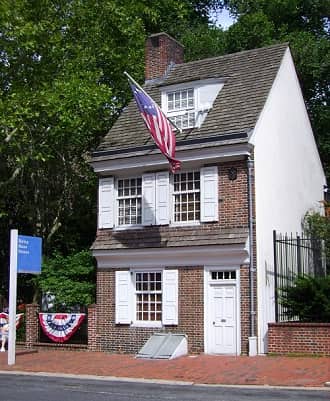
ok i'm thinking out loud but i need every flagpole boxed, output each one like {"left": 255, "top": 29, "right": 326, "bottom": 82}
{"left": 124, "top": 71, "right": 182, "bottom": 133}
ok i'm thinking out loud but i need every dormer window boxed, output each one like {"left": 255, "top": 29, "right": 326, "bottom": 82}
{"left": 162, "top": 79, "right": 224, "bottom": 131}
{"left": 167, "top": 88, "right": 195, "bottom": 130}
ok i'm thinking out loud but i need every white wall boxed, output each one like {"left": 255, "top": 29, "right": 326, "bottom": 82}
{"left": 251, "top": 48, "right": 326, "bottom": 354}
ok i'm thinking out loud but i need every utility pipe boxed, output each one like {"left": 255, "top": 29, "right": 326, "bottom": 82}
{"left": 247, "top": 157, "right": 257, "bottom": 353}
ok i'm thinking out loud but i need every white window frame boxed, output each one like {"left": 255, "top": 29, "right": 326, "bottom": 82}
{"left": 166, "top": 87, "right": 196, "bottom": 130}
{"left": 171, "top": 170, "right": 201, "bottom": 225}
{"left": 116, "top": 176, "right": 143, "bottom": 227}
{"left": 134, "top": 269, "right": 163, "bottom": 327}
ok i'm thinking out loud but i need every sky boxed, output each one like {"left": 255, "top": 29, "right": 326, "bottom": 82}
{"left": 212, "top": 8, "right": 236, "bottom": 29}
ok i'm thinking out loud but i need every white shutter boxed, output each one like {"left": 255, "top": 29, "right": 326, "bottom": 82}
{"left": 115, "top": 270, "right": 131, "bottom": 324}
{"left": 155, "top": 171, "right": 169, "bottom": 225}
{"left": 142, "top": 173, "right": 156, "bottom": 225}
{"left": 200, "top": 166, "right": 218, "bottom": 222}
{"left": 163, "top": 269, "right": 178, "bottom": 325}
{"left": 98, "top": 177, "right": 114, "bottom": 228}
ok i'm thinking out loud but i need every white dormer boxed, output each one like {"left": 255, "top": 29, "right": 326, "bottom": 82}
{"left": 161, "top": 78, "right": 224, "bottom": 130}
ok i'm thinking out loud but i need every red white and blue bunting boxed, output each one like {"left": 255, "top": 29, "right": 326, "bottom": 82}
{"left": 0, "top": 313, "right": 24, "bottom": 329}
{"left": 39, "top": 313, "right": 85, "bottom": 343}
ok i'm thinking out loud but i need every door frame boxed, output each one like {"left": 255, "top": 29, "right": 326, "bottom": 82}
{"left": 204, "top": 266, "right": 241, "bottom": 355}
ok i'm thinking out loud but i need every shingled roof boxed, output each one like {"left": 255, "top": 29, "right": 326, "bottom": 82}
{"left": 94, "top": 42, "right": 288, "bottom": 156}
{"left": 92, "top": 226, "right": 248, "bottom": 251}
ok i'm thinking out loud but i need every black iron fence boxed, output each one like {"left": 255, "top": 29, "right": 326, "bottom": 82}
{"left": 273, "top": 230, "right": 326, "bottom": 322}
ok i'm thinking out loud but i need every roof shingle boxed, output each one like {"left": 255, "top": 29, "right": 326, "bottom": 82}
{"left": 94, "top": 43, "right": 288, "bottom": 155}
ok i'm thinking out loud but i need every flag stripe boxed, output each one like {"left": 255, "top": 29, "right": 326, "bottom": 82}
{"left": 129, "top": 82, "right": 181, "bottom": 172}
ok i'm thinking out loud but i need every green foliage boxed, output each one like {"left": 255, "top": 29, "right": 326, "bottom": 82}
{"left": 225, "top": 11, "right": 276, "bottom": 52}
{"left": 180, "top": 24, "right": 226, "bottom": 61}
{"left": 35, "top": 250, "right": 96, "bottom": 310}
{"left": 304, "top": 211, "right": 330, "bottom": 273}
{"left": 281, "top": 275, "right": 330, "bottom": 322}
{"left": 0, "top": 0, "right": 222, "bottom": 303}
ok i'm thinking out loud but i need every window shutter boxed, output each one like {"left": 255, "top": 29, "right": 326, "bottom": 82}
{"left": 155, "top": 172, "right": 169, "bottom": 225}
{"left": 200, "top": 166, "right": 218, "bottom": 222}
{"left": 115, "top": 270, "right": 131, "bottom": 324}
{"left": 98, "top": 177, "right": 114, "bottom": 228}
{"left": 142, "top": 174, "right": 156, "bottom": 225}
{"left": 163, "top": 269, "right": 178, "bottom": 325}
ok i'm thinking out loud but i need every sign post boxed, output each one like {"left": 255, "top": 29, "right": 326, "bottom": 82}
{"left": 8, "top": 230, "right": 42, "bottom": 365}
{"left": 8, "top": 230, "right": 18, "bottom": 365}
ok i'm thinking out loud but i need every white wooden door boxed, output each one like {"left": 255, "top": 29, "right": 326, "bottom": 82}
{"left": 210, "top": 285, "right": 237, "bottom": 354}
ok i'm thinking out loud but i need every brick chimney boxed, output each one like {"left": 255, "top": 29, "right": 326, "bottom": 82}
{"left": 145, "top": 32, "right": 184, "bottom": 82}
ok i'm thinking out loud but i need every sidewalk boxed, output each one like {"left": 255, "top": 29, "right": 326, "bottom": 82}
{"left": 0, "top": 350, "right": 329, "bottom": 388}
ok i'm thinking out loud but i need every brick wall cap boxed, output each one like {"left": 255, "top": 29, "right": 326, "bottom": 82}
{"left": 268, "top": 322, "right": 330, "bottom": 328}
{"left": 148, "top": 32, "right": 184, "bottom": 49}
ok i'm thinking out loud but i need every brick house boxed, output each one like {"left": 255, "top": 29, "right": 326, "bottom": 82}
{"left": 90, "top": 33, "right": 326, "bottom": 356}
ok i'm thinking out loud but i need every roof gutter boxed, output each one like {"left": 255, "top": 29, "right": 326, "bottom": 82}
{"left": 91, "top": 131, "right": 249, "bottom": 159}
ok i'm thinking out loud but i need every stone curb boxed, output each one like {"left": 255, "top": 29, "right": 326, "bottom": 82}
{"left": 0, "top": 370, "right": 329, "bottom": 391}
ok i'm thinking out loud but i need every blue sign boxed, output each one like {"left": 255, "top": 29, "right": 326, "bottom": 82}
{"left": 17, "top": 235, "right": 42, "bottom": 274}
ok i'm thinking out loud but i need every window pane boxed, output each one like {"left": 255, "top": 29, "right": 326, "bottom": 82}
{"left": 117, "top": 178, "right": 142, "bottom": 226}
{"left": 135, "top": 271, "right": 162, "bottom": 322}
{"left": 173, "top": 171, "right": 200, "bottom": 222}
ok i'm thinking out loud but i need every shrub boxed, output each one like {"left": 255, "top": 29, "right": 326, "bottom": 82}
{"left": 280, "top": 275, "right": 330, "bottom": 322}
{"left": 36, "top": 250, "right": 96, "bottom": 311}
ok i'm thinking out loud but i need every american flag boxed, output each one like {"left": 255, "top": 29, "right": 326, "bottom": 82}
{"left": 129, "top": 82, "right": 181, "bottom": 172}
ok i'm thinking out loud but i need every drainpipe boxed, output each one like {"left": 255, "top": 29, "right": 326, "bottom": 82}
{"left": 247, "top": 156, "right": 257, "bottom": 356}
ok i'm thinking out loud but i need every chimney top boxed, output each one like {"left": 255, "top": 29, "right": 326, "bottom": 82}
{"left": 145, "top": 32, "right": 184, "bottom": 83}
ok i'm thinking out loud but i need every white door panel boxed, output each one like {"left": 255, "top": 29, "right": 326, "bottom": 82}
{"left": 210, "top": 285, "right": 237, "bottom": 354}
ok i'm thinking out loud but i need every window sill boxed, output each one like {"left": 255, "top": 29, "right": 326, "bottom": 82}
{"left": 131, "top": 321, "right": 163, "bottom": 328}
{"left": 170, "top": 221, "right": 201, "bottom": 227}
{"left": 113, "top": 225, "right": 145, "bottom": 231}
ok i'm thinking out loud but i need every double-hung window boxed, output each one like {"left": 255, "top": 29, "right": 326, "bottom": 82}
{"left": 115, "top": 269, "right": 178, "bottom": 326}
{"left": 117, "top": 178, "right": 142, "bottom": 225}
{"left": 173, "top": 171, "right": 200, "bottom": 223}
{"left": 135, "top": 271, "right": 162, "bottom": 322}
{"left": 167, "top": 88, "right": 195, "bottom": 130}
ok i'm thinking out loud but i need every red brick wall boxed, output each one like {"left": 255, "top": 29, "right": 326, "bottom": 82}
{"left": 240, "top": 265, "right": 251, "bottom": 355}
{"left": 145, "top": 33, "right": 184, "bottom": 81}
{"left": 95, "top": 267, "right": 204, "bottom": 354}
{"left": 95, "top": 159, "right": 250, "bottom": 246}
{"left": 93, "top": 264, "right": 252, "bottom": 355}
{"left": 268, "top": 323, "right": 330, "bottom": 356}
{"left": 25, "top": 303, "right": 40, "bottom": 348}
{"left": 87, "top": 304, "right": 99, "bottom": 351}
{"left": 219, "top": 161, "right": 249, "bottom": 228}
{"left": 91, "top": 158, "right": 256, "bottom": 355}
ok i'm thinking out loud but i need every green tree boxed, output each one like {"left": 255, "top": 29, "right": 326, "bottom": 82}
{"left": 34, "top": 250, "right": 96, "bottom": 310}
{"left": 180, "top": 24, "right": 227, "bottom": 61}
{"left": 0, "top": 0, "right": 221, "bottom": 302}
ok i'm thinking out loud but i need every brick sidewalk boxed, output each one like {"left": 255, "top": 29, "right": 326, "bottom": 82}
{"left": 0, "top": 351, "right": 329, "bottom": 387}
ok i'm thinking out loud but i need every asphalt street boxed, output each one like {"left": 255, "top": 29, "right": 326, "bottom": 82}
{"left": 0, "top": 373, "right": 328, "bottom": 401}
